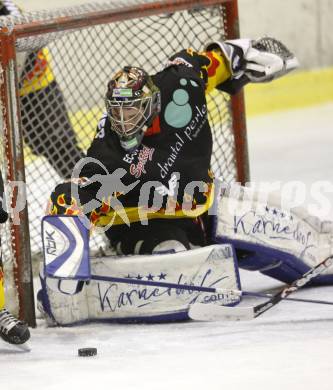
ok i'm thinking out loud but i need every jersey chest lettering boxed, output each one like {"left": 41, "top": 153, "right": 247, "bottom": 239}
{"left": 157, "top": 132, "right": 185, "bottom": 179}
{"left": 123, "top": 145, "right": 155, "bottom": 179}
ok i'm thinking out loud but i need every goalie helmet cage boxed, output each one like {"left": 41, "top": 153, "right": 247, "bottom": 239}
{"left": 0, "top": 0, "right": 249, "bottom": 326}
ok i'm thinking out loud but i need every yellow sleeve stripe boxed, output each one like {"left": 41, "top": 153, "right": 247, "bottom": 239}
{"left": 19, "top": 48, "right": 55, "bottom": 96}
{"left": 204, "top": 50, "right": 231, "bottom": 93}
{"left": 93, "top": 184, "right": 215, "bottom": 227}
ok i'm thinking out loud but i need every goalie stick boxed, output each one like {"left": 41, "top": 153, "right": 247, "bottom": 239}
{"left": 90, "top": 275, "right": 333, "bottom": 306}
{"left": 188, "top": 255, "right": 333, "bottom": 321}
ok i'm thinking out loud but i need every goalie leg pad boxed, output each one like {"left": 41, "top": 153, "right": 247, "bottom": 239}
{"left": 38, "top": 244, "right": 241, "bottom": 325}
{"left": 212, "top": 185, "right": 333, "bottom": 285}
{"left": 231, "top": 242, "right": 315, "bottom": 285}
{"left": 37, "top": 274, "right": 55, "bottom": 326}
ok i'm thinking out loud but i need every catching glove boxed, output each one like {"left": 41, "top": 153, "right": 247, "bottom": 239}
{"left": 206, "top": 37, "right": 299, "bottom": 83}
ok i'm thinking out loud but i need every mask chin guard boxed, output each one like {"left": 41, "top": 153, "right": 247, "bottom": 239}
{"left": 119, "top": 130, "right": 145, "bottom": 153}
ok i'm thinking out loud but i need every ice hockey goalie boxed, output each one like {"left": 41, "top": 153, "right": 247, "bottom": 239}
{"left": 37, "top": 36, "right": 330, "bottom": 326}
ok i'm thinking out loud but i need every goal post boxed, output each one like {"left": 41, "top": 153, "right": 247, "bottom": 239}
{"left": 0, "top": 0, "right": 249, "bottom": 326}
{"left": 0, "top": 32, "right": 35, "bottom": 326}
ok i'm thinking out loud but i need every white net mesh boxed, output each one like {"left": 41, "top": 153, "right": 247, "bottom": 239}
{"left": 0, "top": 1, "right": 243, "bottom": 316}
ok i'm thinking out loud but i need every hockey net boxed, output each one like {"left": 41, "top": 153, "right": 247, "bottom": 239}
{"left": 0, "top": 0, "right": 248, "bottom": 325}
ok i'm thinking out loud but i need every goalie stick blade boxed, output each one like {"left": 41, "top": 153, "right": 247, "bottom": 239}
{"left": 188, "top": 303, "right": 255, "bottom": 321}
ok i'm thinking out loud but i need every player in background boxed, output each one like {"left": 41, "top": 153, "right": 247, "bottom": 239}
{"left": 48, "top": 38, "right": 297, "bottom": 255}
{"left": 0, "top": 171, "right": 30, "bottom": 344}
{"left": 0, "top": 0, "right": 85, "bottom": 178}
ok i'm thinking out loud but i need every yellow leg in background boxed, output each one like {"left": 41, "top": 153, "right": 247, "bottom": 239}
{"left": 0, "top": 267, "right": 5, "bottom": 310}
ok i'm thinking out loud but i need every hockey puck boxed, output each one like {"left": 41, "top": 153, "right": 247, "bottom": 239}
{"left": 78, "top": 347, "right": 97, "bottom": 357}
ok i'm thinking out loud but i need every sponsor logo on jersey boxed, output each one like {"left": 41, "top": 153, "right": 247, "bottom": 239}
{"left": 157, "top": 133, "right": 184, "bottom": 179}
{"left": 123, "top": 145, "right": 155, "bottom": 178}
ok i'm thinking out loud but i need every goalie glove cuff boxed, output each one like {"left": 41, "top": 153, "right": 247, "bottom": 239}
{"left": 205, "top": 39, "right": 251, "bottom": 77}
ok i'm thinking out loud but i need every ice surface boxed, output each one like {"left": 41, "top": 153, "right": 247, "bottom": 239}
{"left": 1, "top": 103, "right": 333, "bottom": 390}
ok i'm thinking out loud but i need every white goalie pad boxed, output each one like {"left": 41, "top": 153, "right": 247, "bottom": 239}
{"left": 38, "top": 244, "right": 241, "bottom": 326}
{"left": 213, "top": 185, "right": 333, "bottom": 280}
{"left": 42, "top": 215, "right": 90, "bottom": 280}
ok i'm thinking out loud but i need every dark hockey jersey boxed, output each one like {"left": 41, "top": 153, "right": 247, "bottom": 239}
{"left": 53, "top": 49, "right": 232, "bottom": 226}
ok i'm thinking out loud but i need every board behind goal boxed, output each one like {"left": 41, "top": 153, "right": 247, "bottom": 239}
{"left": 0, "top": 0, "right": 248, "bottom": 326}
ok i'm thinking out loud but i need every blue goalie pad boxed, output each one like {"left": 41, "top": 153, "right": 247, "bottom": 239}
{"left": 42, "top": 215, "right": 90, "bottom": 280}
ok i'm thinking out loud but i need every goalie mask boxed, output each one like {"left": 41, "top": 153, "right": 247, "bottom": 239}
{"left": 105, "top": 66, "right": 161, "bottom": 152}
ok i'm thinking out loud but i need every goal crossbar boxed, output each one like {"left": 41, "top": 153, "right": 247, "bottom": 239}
{"left": 8, "top": 1, "right": 234, "bottom": 38}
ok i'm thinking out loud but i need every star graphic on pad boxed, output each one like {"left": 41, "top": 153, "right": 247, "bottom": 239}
{"left": 158, "top": 273, "right": 167, "bottom": 280}
{"left": 147, "top": 274, "right": 154, "bottom": 280}
{"left": 136, "top": 274, "right": 143, "bottom": 280}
